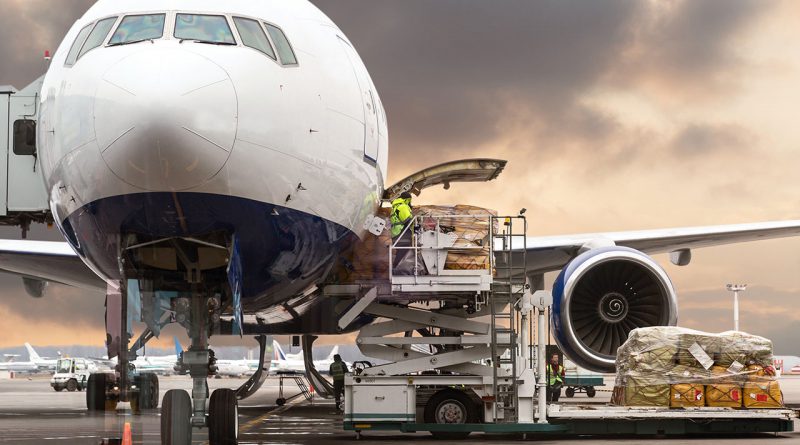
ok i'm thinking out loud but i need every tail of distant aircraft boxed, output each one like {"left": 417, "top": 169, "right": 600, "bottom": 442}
{"left": 24, "top": 343, "right": 41, "bottom": 362}
{"left": 173, "top": 337, "right": 184, "bottom": 356}
{"left": 272, "top": 340, "right": 287, "bottom": 361}
{"left": 326, "top": 345, "right": 339, "bottom": 361}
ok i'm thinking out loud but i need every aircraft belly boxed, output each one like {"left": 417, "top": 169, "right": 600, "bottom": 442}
{"left": 59, "top": 192, "right": 357, "bottom": 312}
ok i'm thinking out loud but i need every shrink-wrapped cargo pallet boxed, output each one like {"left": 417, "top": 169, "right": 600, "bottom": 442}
{"left": 614, "top": 327, "right": 781, "bottom": 409}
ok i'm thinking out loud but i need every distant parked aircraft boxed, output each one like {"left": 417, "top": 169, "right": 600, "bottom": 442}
{"left": 24, "top": 343, "right": 59, "bottom": 371}
{"left": 0, "top": 353, "right": 38, "bottom": 373}
{"left": 270, "top": 341, "right": 344, "bottom": 375}
{"left": 130, "top": 337, "right": 183, "bottom": 375}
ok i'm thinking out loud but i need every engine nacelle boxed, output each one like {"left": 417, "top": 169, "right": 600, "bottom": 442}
{"left": 552, "top": 247, "right": 678, "bottom": 373}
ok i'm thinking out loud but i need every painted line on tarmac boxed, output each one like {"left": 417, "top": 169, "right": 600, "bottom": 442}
{"left": 201, "top": 394, "right": 309, "bottom": 444}
{"left": 239, "top": 395, "right": 307, "bottom": 434}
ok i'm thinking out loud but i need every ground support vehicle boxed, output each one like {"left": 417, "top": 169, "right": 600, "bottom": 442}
{"left": 51, "top": 358, "right": 95, "bottom": 392}
{"left": 336, "top": 214, "right": 795, "bottom": 439}
{"left": 563, "top": 374, "right": 604, "bottom": 398}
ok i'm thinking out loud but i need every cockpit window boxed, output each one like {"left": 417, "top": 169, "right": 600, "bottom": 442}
{"left": 175, "top": 14, "right": 236, "bottom": 44}
{"left": 65, "top": 24, "right": 93, "bottom": 66}
{"left": 109, "top": 14, "right": 166, "bottom": 45}
{"left": 233, "top": 17, "right": 276, "bottom": 59}
{"left": 264, "top": 24, "right": 297, "bottom": 65}
{"left": 78, "top": 17, "right": 117, "bottom": 59}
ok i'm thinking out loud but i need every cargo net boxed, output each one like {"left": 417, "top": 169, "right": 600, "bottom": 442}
{"left": 612, "top": 327, "right": 782, "bottom": 409}
{"left": 333, "top": 204, "right": 497, "bottom": 282}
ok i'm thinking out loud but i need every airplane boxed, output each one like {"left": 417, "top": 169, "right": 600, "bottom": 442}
{"left": 0, "top": 0, "right": 799, "bottom": 443}
{"left": 130, "top": 337, "right": 183, "bottom": 375}
{"left": 0, "top": 354, "right": 39, "bottom": 373}
{"left": 215, "top": 357, "right": 258, "bottom": 378}
{"left": 24, "top": 343, "right": 59, "bottom": 371}
{"left": 270, "top": 341, "right": 343, "bottom": 375}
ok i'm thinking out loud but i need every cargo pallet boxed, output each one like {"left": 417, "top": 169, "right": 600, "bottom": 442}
{"left": 333, "top": 213, "right": 795, "bottom": 438}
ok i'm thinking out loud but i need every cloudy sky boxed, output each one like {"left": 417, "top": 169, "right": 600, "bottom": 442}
{"left": 1, "top": 0, "right": 800, "bottom": 354}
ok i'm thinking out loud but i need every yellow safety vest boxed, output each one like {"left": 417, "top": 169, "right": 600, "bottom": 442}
{"left": 547, "top": 364, "right": 564, "bottom": 385}
{"left": 390, "top": 198, "right": 413, "bottom": 238}
{"left": 330, "top": 361, "right": 347, "bottom": 380}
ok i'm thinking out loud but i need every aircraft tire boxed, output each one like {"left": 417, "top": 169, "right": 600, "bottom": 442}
{"left": 209, "top": 388, "right": 238, "bottom": 445}
{"left": 86, "top": 373, "right": 108, "bottom": 411}
{"left": 135, "top": 373, "right": 160, "bottom": 411}
{"left": 161, "top": 389, "right": 192, "bottom": 445}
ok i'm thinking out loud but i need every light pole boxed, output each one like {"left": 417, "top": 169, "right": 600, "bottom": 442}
{"left": 726, "top": 284, "right": 747, "bottom": 331}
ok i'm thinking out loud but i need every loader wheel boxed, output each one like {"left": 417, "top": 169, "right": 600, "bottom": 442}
{"left": 87, "top": 373, "right": 109, "bottom": 411}
{"left": 423, "top": 389, "right": 477, "bottom": 439}
{"left": 134, "top": 373, "right": 160, "bottom": 411}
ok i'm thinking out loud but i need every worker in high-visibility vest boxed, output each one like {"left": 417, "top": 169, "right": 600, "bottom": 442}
{"left": 546, "top": 353, "right": 565, "bottom": 402}
{"left": 390, "top": 192, "right": 414, "bottom": 273}
{"left": 329, "top": 354, "right": 349, "bottom": 411}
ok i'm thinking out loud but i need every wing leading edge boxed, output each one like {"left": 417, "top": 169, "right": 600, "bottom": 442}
{"left": 505, "top": 220, "right": 800, "bottom": 274}
{"left": 0, "top": 240, "right": 105, "bottom": 291}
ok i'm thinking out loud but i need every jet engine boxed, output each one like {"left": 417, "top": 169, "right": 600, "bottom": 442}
{"left": 552, "top": 246, "right": 678, "bottom": 372}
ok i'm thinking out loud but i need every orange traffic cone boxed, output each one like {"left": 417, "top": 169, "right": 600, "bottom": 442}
{"left": 121, "top": 422, "right": 132, "bottom": 445}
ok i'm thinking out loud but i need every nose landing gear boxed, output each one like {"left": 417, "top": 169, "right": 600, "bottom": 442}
{"left": 160, "top": 299, "right": 269, "bottom": 445}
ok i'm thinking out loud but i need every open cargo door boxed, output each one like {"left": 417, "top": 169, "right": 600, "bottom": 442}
{"left": 382, "top": 159, "right": 506, "bottom": 201}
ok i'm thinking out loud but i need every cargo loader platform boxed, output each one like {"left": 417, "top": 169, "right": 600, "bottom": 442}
{"left": 337, "top": 212, "right": 796, "bottom": 439}
{"left": 345, "top": 405, "right": 794, "bottom": 437}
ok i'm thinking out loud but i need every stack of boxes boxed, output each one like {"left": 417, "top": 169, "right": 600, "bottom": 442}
{"left": 613, "top": 327, "right": 782, "bottom": 409}
{"left": 415, "top": 205, "right": 497, "bottom": 271}
{"left": 333, "top": 205, "right": 497, "bottom": 282}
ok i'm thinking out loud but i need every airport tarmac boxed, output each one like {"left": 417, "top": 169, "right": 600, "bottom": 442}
{"left": 0, "top": 375, "right": 799, "bottom": 444}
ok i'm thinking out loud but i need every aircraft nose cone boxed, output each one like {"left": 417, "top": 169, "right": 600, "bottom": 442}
{"left": 95, "top": 48, "right": 237, "bottom": 191}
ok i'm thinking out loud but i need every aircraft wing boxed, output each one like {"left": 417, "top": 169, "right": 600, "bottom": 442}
{"left": 0, "top": 240, "right": 105, "bottom": 291}
{"left": 508, "top": 220, "right": 800, "bottom": 274}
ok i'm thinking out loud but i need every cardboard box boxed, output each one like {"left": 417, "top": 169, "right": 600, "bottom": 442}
{"left": 743, "top": 381, "right": 783, "bottom": 408}
{"left": 670, "top": 383, "right": 705, "bottom": 408}
{"left": 706, "top": 384, "right": 742, "bottom": 408}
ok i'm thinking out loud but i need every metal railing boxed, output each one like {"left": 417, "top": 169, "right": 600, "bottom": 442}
{"left": 388, "top": 213, "right": 495, "bottom": 281}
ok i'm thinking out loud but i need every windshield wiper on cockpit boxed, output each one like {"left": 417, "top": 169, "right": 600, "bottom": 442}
{"left": 108, "top": 38, "right": 154, "bottom": 47}
{"left": 180, "top": 39, "right": 237, "bottom": 46}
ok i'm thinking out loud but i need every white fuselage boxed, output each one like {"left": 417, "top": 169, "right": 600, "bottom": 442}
{"left": 36, "top": 0, "right": 389, "bottom": 322}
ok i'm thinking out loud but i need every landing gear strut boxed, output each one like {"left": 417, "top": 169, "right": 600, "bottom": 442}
{"left": 86, "top": 281, "right": 160, "bottom": 413}
{"left": 162, "top": 294, "right": 242, "bottom": 445}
